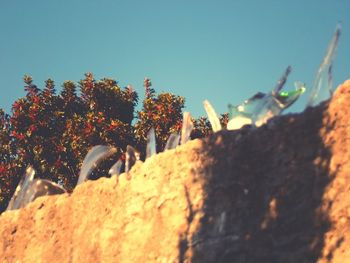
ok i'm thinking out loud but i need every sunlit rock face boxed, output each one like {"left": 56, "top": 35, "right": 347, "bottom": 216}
{"left": 1, "top": 80, "right": 350, "bottom": 262}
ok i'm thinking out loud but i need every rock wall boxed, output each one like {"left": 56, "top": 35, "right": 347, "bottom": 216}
{"left": 1, "top": 80, "right": 350, "bottom": 263}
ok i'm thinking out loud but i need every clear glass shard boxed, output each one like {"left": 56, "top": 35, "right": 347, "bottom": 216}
{"left": 146, "top": 127, "right": 156, "bottom": 159}
{"left": 125, "top": 145, "right": 137, "bottom": 173}
{"left": 272, "top": 65, "right": 292, "bottom": 96}
{"left": 328, "top": 64, "right": 333, "bottom": 94}
{"left": 164, "top": 133, "right": 180, "bottom": 150}
{"left": 109, "top": 159, "right": 123, "bottom": 176}
{"left": 19, "top": 179, "right": 66, "bottom": 209}
{"left": 228, "top": 92, "right": 269, "bottom": 127}
{"left": 228, "top": 92, "right": 266, "bottom": 121}
{"left": 307, "top": 24, "right": 341, "bottom": 107}
{"left": 6, "top": 166, "right": 35, "bottom": 211}
{"left": 227, "top": 115, "right": 253, "bottom": 130}
{"left": 255, "top": 82, "right": 305, "bottom": 127}
{"left": 228, "top": 67, "right": 306, "bottom": 128}
{"left": 181, "top": 112, "right": 194, "bottom": 145}
{"left": 203, "top": 100, "right": 222, "bottom": 132}
{"left": 77, "top": 145, "right": 117, "bottom": 185}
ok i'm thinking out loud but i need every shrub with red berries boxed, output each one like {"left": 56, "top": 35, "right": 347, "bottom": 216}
{"left": 0, "top": 74, "right": 226, "bottom": 212}
{"left": 134, "top": 78, "right": 185, "bottom": 157}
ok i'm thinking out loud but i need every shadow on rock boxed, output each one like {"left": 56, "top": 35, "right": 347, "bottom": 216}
{"left": 181, "top": 102, "right": 337, "bottom": 263}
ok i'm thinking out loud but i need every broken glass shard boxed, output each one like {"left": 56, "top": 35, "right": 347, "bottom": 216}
{"left": 109, "top": 159, "right": 123, "bottom": 177}
{"left": 6, "top": 166, "right": 35, "bottom": 211}
{"left": 254, "top": 82, "right": 306, "bottom": 127}
{"left": 181, "top": 112, "right": 194, "bottom": 145}
{"left": 307, "top": 24, "right": 341, "bottom": 107}
{"left": 146, "top": 127, "right": 156, "bottom": 159}
{"left": 164, "top": 133, "right": 180, "bottom": 151}
{"left": 272, "top": 65, "right": 292, "bottom": 96}
{"left": 125, "top": 145, "right": 137, "bottom": 173}
{"left": 227, "top": 115, "right": 253, "bottom": 131}
{"left": 77, "top": 145, "right": 117, "bottom": 185}
{"left": 276, "top": 81, "right": 306, "bottom": 108}
{"left": 18, "top": 179, "right": 66, "bottom": 209}
{"left": 7, "top": 176, "right": 66, "bottom": 211}
{"left": 203, "top": 100, "right": 222, "bottom": 132}
{"left": 228, "top": 66, "right": 306, "bottom": 128}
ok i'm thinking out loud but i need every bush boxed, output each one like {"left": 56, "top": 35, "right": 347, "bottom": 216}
{"left": 0, "top": 74, "right": 224, "bottom": 212}
{"left": 134, "top": 78, "right": 185, "bottom": 157}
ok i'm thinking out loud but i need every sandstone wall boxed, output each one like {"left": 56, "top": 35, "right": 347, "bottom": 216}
{"left": 1, "top": 80, "right": 350, "bottom": 262}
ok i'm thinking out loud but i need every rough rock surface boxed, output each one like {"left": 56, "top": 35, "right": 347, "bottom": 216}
{"left": 1, "top": 80, "right": 350, "bottom": 263}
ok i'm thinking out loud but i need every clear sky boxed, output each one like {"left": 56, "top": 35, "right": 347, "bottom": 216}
{"left": 1, "top": 0, "right": 349, "bottom": 118}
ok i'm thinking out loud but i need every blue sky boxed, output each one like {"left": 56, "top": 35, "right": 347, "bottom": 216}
{"left": 0, "top": 0, "right": 349, "bottom": 118}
